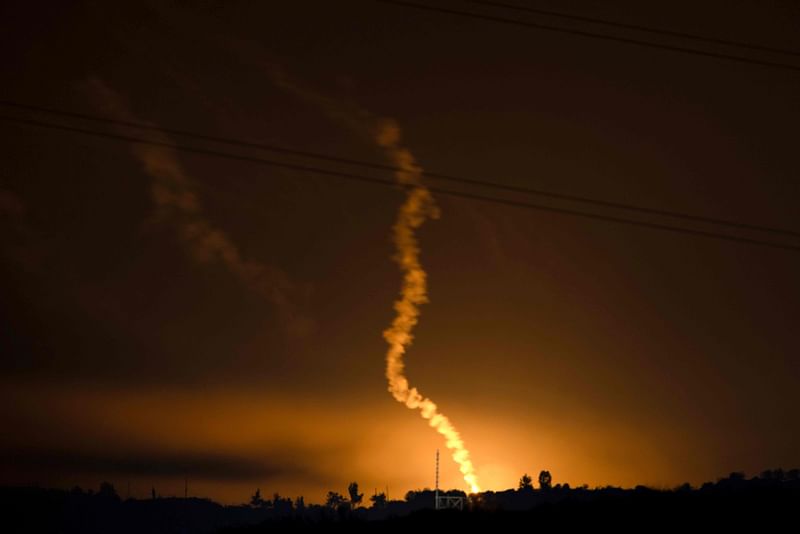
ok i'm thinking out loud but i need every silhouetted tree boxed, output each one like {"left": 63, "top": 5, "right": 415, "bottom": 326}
{"left": 348, "top": 482, "right": 363, "bottom": 509}
{"left": 761, "top": 468, "right": 785, "bottom": 482}
{"left": 273, "top": 493, "right": 293, "bottom": 515}
{"left": 250, "top": 488, "right": 265, "bottom": 507}
{"left": 325, "top": 491, "right": 345, "bottom": 509}
{"left": 727, "top": 471, "right": 745, "bottom": 481}
{"left": 4, "top": 469, "right": 800, "bottom": 530}
{"left": 98, "top": 482, "right": 120, "bottom": 502}
{"left": 151, "top": 487, "right": 156, "bottom": 500}
{"left": 518, "top": 473, "right": 533, "bottom": 490}
{"left": 539, "top": 470, "right": 552, "bottom": 490}
{"left": 370, "top": 492, "right": 387, "bottom": 508}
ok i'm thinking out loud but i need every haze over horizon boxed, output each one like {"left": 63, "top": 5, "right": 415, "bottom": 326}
{"left": 1, "top": 1, "right": 798, "bottom": 505}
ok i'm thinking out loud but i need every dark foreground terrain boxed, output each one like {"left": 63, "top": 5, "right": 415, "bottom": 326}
{"left": 3, "top": 471, "right": 798, "bottom": 533}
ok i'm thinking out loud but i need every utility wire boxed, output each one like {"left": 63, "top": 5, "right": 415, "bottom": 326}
{"left": 2, "top": 100, "right": 797, "bottom": 239}
{"left": 373, "top": 0, "right": 800, "bottom": 73}
{"left": 2, "top": 113, "right": 799, "bottom": 253}
{"left": 466, "top": 0, "right": 800, "bottom": 58}
{"left": 0, "top": 115, "right": 398, "bottom": 188}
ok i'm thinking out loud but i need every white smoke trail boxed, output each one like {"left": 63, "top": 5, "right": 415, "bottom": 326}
{"left": 265, "top": 65, "right": 481, "bottom": 492}
{"left": 376, "top": 121, "right": 481, "bottom": 494}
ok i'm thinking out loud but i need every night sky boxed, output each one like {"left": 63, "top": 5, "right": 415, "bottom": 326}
{"left": 1, "top": 1, "right": 799, "bottom": 504}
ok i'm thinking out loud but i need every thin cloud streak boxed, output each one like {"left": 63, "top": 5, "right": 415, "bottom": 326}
{"left": 81, "top": 78, "right": 313, "bottom": 338}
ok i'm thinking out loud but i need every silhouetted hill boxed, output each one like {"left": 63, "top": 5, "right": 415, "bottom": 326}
{"left": 2, "top": 470, "right": 798, "bottom": 533}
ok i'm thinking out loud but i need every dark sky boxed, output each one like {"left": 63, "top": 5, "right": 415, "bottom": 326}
{"left": 1, "top": 0, "right": 799, "bottom": 503}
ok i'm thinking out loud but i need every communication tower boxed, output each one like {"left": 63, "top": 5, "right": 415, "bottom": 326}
{"left": 435, "top": 449, "right": 464, "bottom": 510}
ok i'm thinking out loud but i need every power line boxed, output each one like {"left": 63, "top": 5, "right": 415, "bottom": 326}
{"left": 373, "top": 0, "right": 800, "bottom": 73}
{"left": 0, "top": 115, "right": 399, "bottom": 188}
{"left": 2, "top": 113, "right": 799, "bottom": 253}
{"left": 2, "top": 100, "right": 797, "bottom": 240}
{"left": 465, "top": 0, "right": 800, "bottom": 58}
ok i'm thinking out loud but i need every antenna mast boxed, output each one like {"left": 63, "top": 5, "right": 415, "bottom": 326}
{"left": 435, "top": 448, "right": 440, "bottom": 509}
{"left": 434, "top": 448, "right": 464, "bottom": 511}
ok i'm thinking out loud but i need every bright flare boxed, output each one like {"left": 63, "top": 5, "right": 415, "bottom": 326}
{"left": 378, "top": 121, "right": 481, "bottom": 494}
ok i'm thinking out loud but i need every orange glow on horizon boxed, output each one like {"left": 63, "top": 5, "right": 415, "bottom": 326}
{"left": 0, "top": 381, "right": 762, "bottom": 504}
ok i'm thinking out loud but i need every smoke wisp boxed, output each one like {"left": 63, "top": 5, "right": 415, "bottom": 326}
{"left": 376, "top": 121, "right": 481, "bottom": 494}
{"left": 82, "top": 78, "right": 312, "bottom": 338}
{"left": 264, "top": 63, "right": 481, "bottom": 492}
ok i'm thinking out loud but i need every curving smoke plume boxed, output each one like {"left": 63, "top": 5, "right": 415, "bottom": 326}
{"left": 376, "top": 121, "right": 481, "bottom": 494}
{"left": 82, "top": 78, "right": 313, "bottom": 338}
{"left": 265, "top": 64, "right": 482, "bottom": 492}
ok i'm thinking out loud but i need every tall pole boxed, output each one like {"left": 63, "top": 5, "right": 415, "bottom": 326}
{"left": 435, "top": 448, "right": 440, "bottom": 510}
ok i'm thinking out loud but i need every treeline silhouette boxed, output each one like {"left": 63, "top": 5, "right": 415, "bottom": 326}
{"left": 2, "top": 468, "right": 798, "bottom": 533}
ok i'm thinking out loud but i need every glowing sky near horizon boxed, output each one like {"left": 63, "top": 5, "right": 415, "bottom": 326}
{"left": 1, "top": 0, "right": 799, "bottom": 505}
